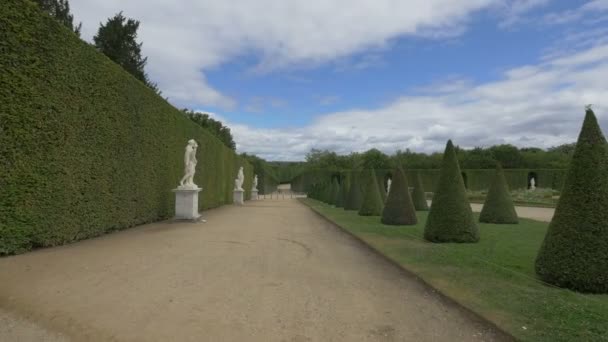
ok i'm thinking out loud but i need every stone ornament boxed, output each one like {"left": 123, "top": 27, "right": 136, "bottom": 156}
{"left": 530, "top": 177, "right": 536, "bottom": 191}
{"left": 387, "top": 178, "right": 392, "bottom": 194}
{"left": 234, "top": 166, "right": 245, "bottom": 191}
{"left": 179, "top": 139, "right": 199, "bottom": 190}
{"left": 252, "top": 174, "right": 258, "bottom": 191}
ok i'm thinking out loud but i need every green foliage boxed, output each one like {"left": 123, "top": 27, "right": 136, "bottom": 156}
{"left": 358, "top": 169, "right": 384, "bottom": 216}
{"left": 377, "top": 174, "right": 387, "bottom": 203}
{"left": 361, "top": 148, "right": 392, "bottom": 170}
{"left": 0, "top": 0, "right": 253, "bottom": 255}
{"left": 328, "top": 178, "right": 339, "bottom": 205}
{"left": 239, "top": 153, "right": 279, "bottom": 195}
{"left": 479, "top": 164, "right": 518, "bottom": 224}
{"left": 93, "top": 12, "right": 159, "bottom": 94}
{"left": 333, "top": 178, "right": 344, "bottom": 207}
{"left": 536, "top": 109, "right": 608, "bottom": 293}
{"left": 381, "top": 168, "right": 417, "bottom": 225}
{"left": 411, "top": 171, "right": 429, "bottom": 211}
{"left": 344, "top": 172, "right": 363, "bottom": 211}
{"left": 183, "top": 109, "right": 236, "bottom": 150}
{"left": 424, "top": 140, "right": 479, "bottom": 243}
{"left": 33, "top": 0, "right": 80, "bottom": 36}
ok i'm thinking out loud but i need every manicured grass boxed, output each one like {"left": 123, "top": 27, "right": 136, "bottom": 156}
{"left": 301, "top": 198, "right": 608, "bottom": 342}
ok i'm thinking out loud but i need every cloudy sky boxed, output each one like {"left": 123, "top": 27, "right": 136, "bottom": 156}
{"left": 72, "top": 0, "right": 608, "bottom": 160}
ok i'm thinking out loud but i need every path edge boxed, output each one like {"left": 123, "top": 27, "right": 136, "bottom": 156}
{"left": 298, "top": 198, "right": 517, "bottom": 342}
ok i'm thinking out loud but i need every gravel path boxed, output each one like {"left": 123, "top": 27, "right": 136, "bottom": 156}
{"left": 1, "top": 199, "right": 510, "bottom": 341}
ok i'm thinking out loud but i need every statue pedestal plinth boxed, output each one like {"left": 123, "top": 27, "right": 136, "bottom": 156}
{"left": 251, "top": 189, "right": 259, "bottom": 200}
{"left": 233, "top": 189, "right": 244, "bottom": 205}
{"left": 172, "top": 187, "right": 202, "bottom": 220}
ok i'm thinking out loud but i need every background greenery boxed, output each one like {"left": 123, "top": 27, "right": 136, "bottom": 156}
{"left": 0, "top": 0, "right": 253, "bottom": 255}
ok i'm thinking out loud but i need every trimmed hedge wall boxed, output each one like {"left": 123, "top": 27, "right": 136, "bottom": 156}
{"left": 0, "top": 0, "right": 253, "bottom": 255}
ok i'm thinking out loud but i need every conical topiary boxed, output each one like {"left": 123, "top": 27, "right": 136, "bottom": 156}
{"left": 340, "top": 175, "right": 350, "bottom": 209}
{"left": 359, "top": 169, "right": 384, "bottom": 216}
{"left": 424, "top": 140, "right": 479, "bottom": 243}
{"left": 344, "top": 172, "right": 363, "bottom": 211}
{"left": 535, "top": 108, "right": 608, "bottom": 293}
{"left": 479, "top": 163, "right": 518, "bottom": 224}
{"left": 381, "top": 168, "right": 417, "bottom": 225}
{"left": 322, "top": 182, "right": 332, "bottom": 204}
{"left": 334, "top": 178, "right": 344, "bottom": 208}
{"left": 328, "top": 178, "right": 339, "bottom": 205}
{"left": 411, "top": 171, "right": 429, "bottom": 211}
{"left": 378, "top": 175, "right": 387, "bottom": 203}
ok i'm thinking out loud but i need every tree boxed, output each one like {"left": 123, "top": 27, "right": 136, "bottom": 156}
{"left": 361, "top": 149, "right": 392, "bottom": 170}
{"left": 381, "top": 168, "right": 417, "bottom": 225}
{"left": 358, "top": 169, "right": 384, "bottom": 216}
{"left": 344, "top": 172, "right": 363, "bottom": 211}
{"left": 411, "top": 171, "right": 429, "bottom": 211}
{"left": 535, "top": 108, "right": 608, "bottom": 293}
{"left": 183, "top": 110, "right": 236, "bottom": 150}
{"left": 34, "top": 0, "right": 81, "bottom": 36}
{"left": 94, "top": 12, "right": 159, "bottom": 94}
{"left": 479, "top": 164, "right": 518, "bottom": 224}
{"left": 424, "top": 140, "right": 479, "bottom": 243}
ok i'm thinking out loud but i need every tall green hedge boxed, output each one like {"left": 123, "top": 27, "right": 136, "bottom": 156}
{"left": 424, "top": 141, "right": 479, "bottom": 243}
{"left": 479, "top": 164, "right": 518, "bottom": 224}
{"left": 344, "top": 172, "right": 363, "bottom": 211}
{"left": 535, "top": 109, "right": 608, "bottom": 293}
{"left": 0, "top": 0, "right": 253, "bottom": 255}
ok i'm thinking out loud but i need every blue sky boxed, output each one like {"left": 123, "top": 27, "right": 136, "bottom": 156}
{"left": 73, "top": 0, "right": 608, "bottom": 160}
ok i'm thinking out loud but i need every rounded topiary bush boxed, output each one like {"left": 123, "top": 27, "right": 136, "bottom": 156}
{"left": 479, "top": 164, "right": 518, "bottom": 224}
{"left": 424, "top": 140, "right": 479, "bottom": 243}
{"left": 344, "top": 172, "right": 363, "bottom": 211}
{"left": 535, "top": 108, "right": 608, "bottom": 293}
{"left": 411, "top": 171, "right": 429, "bottom": 211}
{"left": 381, "top": 168, "right": 417, "bottom": 225}
{"left": 359, "top": 169, "right": 384, "bottom": 216}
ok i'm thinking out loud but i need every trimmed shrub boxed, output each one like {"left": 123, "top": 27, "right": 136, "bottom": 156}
{"left": 424, "top": 140, "right": 479, "bottom": 243}
{"left": 0, "top": 0, "right": 253, "bottom": 255}
{"left": 329, "top": 178, "right": 340, "bottom": 206}
{"left": 381, "top": 168, "right": 417, "bottom": 225}
{"left": 334, "top": 178, "right": 344, "bottom": 208}
{"left": 479, "top": 164, "right": 518, "bottom": 224}
{"left": 340, "top": 176, "right": 350, "bottom": 210}
{"left": 359, "top": 169, "right": 384, "bottom": 216}
{"left": 411, "top": 171, "right": 429, "bottom": 211}
{"left": 535, "top": 109, "right": 608, "bottom": 293}
{"left": 378, "top": 176, "right": 387, "bottom": 203}
{"left": 344, "top": 172, "right": 363, "bottom": 211}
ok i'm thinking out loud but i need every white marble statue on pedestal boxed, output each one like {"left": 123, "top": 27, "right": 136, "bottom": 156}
{"left": 234, "top": 166, "right": 245, "bottom": 191}
{"left": 530, "top": 177, "right": 536, "bottom": 191}
{"left": 179, "top": 139, "right": 199, "bottom": 189}
{"left": 387, "top": 178, "right": 392, "bottom": 195}
{"left": 252, "top": 175, "right": 258, "bottom": 191}
{"left": 173, "top": 139, "right": 203, "bottom": 221}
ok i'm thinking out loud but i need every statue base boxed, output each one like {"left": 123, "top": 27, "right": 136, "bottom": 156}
{"left": 233, "top": 189, "right": 244, "bottom": 205}
{"left": 251, "top": 189, "right": 258, "bottom": 200}
{"left": 172, "top": 187, "right": 202, "bottom": 220}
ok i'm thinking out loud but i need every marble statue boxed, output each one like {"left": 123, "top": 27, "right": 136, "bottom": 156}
{"left": 234, "top": 166, "right": 245, "bottom": 191}
{"left": 530, "top": 177, "right": 536, "bottom": 191}
{"left": 252, "top": 174, "right": 258, "bottom": 191}
{"left": 179, "top": 139, "right": 199, "bottom": 189}
{"left": 387, "top": 178, "right": 392, "bottom": 194}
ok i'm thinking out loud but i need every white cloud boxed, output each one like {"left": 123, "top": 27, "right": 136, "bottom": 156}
{"left": 73, "top": 0, "right": 512, "bottom": 109}
{"left": 226, "top": 44, "right": 608, "bottom": 160}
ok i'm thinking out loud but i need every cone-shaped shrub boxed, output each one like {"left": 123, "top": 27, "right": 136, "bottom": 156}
{"left": 411, "top": 172, "right": 429, "bottom": 211}
{"left": 328, "top": 179, "right": 339, "bottom": 205}
{"left": 424, "top": 140, "right": 479, "bottom": 243}
{"left": 359, "top": 169, "right": 384, "bottom": 216}
{"left": 535, "top": 108, "right": 608, "bottom": 293}
{"left": 378, "top": 176, "right": 387, "bottom": 203}
{"left": 340, "top": 176, "right": 350, "bottom": 210}
{"left": 321, "top": 182, "right": 332, "bottom": 203}
{"left": 381, "top": 168, "right": 417, "bottom": 225}
{"left": 479, "top": 164, "right": 518, "bottom": 224}
{"left": 344, "top": 173, "right": 363, "bottom": 210}
{"left": 333, "top": 179, "right": 343, "bottom": 207}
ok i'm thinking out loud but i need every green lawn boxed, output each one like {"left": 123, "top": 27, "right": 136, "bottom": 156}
{"left": 301, "top": 198, "right": 608, "bottom": 342}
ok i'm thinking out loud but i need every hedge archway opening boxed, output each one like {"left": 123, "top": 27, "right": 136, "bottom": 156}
{"left": 528, "top": 172, "right": 538, "bottom": 189}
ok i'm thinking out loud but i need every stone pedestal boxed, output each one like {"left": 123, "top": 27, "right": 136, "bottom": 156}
{"left": 233, "top": 189, "right": 244, "bottom": 205}
{"left": 172, "top": 187, "right": 202, "bottom": 220}
{"left": 251, "top": 189, "right": 259, "bottom": 200}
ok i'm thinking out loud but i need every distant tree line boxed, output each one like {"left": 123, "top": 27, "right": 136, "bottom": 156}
{"left": 182, "top": 109, "right": 236, "bottom": 150}
{"left": 303, "top": 144, "right": 576, "bottom": 171}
